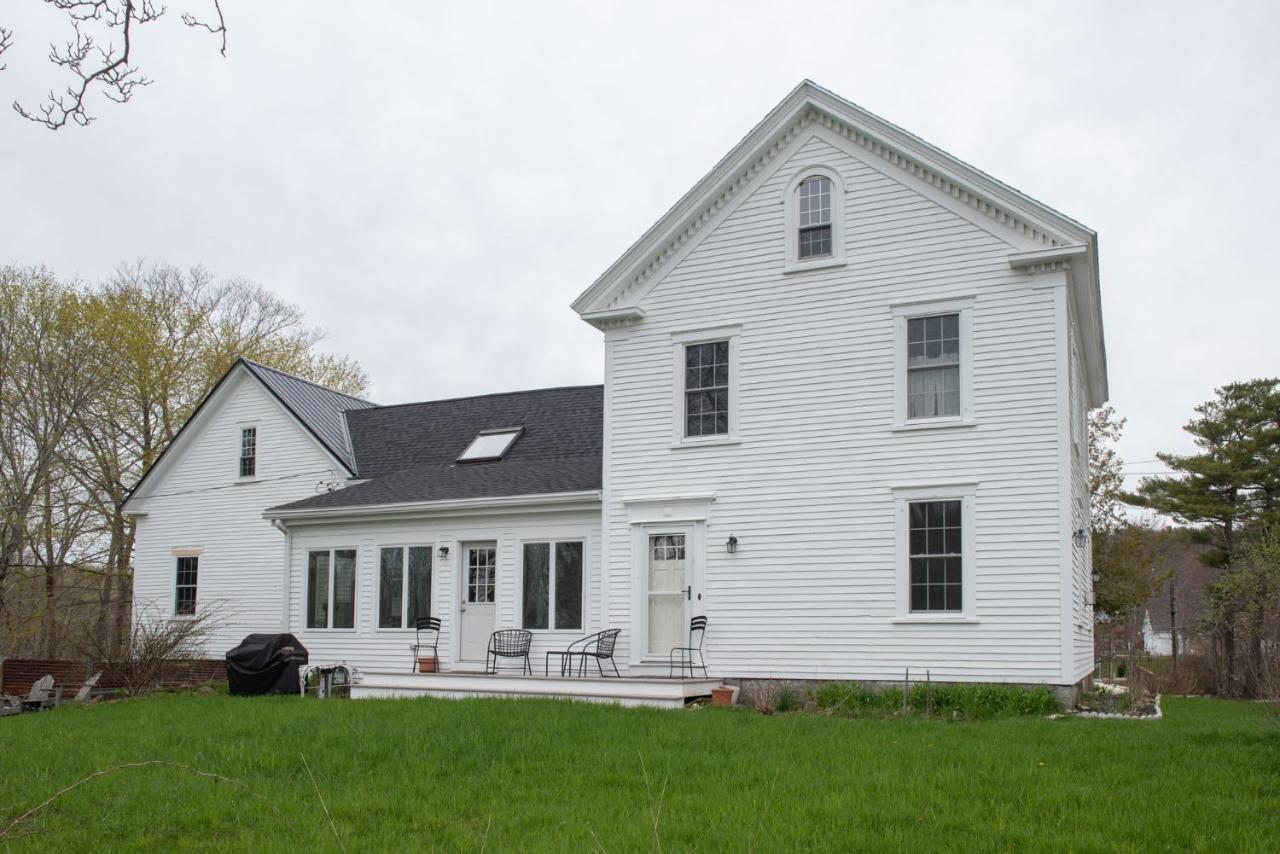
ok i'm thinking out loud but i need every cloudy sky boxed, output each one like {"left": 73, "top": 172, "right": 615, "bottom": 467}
{"left": 2, "top": 1, "right": 1277, "bottom": 489}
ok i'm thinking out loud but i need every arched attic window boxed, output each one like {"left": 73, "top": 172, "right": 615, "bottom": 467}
{"left": 785, "top": 167, "right": 846, "bottom": 272}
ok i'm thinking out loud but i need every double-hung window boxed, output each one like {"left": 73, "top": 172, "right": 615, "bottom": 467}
{"left": 239, "top": 427, "right": 257, "bottom": 478}
{"left": 521, "top": 540, "right": 583, "bottom": 631}
{"left": 894, "top": 299, "right": 972, "bottom": 427}
{"left": 378, "top": 545, "right": 433, "bottom": 629}
{"left": 908, "top": 500, "right": 963, "bottom": 612}
{"left": 797, "top": 175, "right": 833, "bottom": 259}
{"left": 907, "top": 314, "right": 960, "bottom": 419}
{"left": 307, "top": 548, "right": 357, "bottom": 629}
{"left": 175, "top": 555, "right": 198, "bottom": 616}
{"left": 684, "top": 341, "right": 729, "bottom": 437}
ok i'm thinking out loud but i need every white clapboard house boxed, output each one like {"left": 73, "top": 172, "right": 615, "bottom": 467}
{"left": 124, "top": 81, "right": 1105, "bottom": 705}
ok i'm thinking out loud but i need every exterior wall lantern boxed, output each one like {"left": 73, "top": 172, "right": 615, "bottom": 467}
{"left": 725, "top": 535, "right": 738, "bottom": 554}
{"left": 1072, "top": 529, "right": 1088, "bottom": 546}
{"left": 437, "top": 545, "right": 450, "bottom": 560}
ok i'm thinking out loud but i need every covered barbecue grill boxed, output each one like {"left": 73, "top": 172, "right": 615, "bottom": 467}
{"left": 225, "top": 633, "right": 309, "bottom": 696}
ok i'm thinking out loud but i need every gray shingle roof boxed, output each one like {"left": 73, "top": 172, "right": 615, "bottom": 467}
{"left": 240, "top": 358, "right": 376, "bottom": 472}
{"left": 269, "top": 385, "right": 603, "bottom": 513}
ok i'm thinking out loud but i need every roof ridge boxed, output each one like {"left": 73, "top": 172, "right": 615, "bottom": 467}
{"left": 356, "top": 383, "right": 603, "bottom": 412}
{"left": 238, "top": 357, "right": 376, "bottom": 407}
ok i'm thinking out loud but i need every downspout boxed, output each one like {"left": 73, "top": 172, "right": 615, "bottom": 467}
{"left": 272, "top": 518, "right": 292, "bottom": 632}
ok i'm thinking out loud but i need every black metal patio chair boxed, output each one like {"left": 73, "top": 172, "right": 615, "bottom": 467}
{"left": 410, "top": 617, "right": 442, "bottom": 672}
{"left": 546, "top": 628, "right": 621, "bottom": 677}
{"left": 668, "top": 616, "right": 708, "bottom": 678}
{"left": 486, "top": 629, "right": 533, "bottom": 675}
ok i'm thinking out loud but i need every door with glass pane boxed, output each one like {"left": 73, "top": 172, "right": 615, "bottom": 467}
{"left": 647, "top": 533, "right": 688, "bottom": 656}
{"left": 459, "top": 543, "right": 496, "bottom": 662}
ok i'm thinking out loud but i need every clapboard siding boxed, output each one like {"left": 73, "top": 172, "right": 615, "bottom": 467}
{"left": 283, "top": 509, "right": 601, "bottom": 673}
{"left": 129, "top": 368, "right": 350, "bottom": 656}
{"left": 1069, "top": 322, "right": 1095, "bottom": 679}
{"left": 602, "top": 133, "right": 1075, "bottom": 683}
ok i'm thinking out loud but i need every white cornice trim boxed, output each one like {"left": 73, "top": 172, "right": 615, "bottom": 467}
{"left": 580, "top": 307, "right": 646, "bottom": 330}
{"left": 265, "top": 490, "right": 602, "bottom": 522}
{"left": 1008, "top": 244, "right": 1089, "bottom": 269}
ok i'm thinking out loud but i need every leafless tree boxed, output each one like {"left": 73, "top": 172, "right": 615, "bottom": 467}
{"left": 4, "top": 0, "right": 229, "bottom": 129}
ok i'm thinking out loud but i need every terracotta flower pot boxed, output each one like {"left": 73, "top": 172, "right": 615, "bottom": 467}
{"left": 417, "top": 656, "right": 438, "bottom": 673}
{"left": 711, "top": 686, "right": 735, "bottom": 707}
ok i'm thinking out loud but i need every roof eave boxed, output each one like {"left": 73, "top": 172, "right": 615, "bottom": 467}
{"left": 265, "top": 489, "right": 603, "bottom": 522}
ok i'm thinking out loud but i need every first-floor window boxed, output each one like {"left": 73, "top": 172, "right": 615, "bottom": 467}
{"left": 307, "top": 548, "right": 357, "bottom": 629}
{"left": 522, "top": 540, "right": 583, "bottom": 630}
{"left": 908, "top": 500, "right": 962, "bottom": 612}
{"left": 175, "top": 555, "right": 198, "bottom": 615}
{"left": 378, "top": 545, "right": 433, "bottom": 628}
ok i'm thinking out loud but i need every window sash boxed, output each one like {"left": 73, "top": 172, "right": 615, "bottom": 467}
{"left": 906, "top": 313, "right": 961, "bottom": 419}
{"left": 908, "top": 500, "right": 962, "bottom": 612}
{"left": 175, "top": 556, "right": 198, "bottom": 616}
{"left": 521, "top": 540, "right": 583, "bottom": 631}
{"left": 684, "top": 341, "right": 729, "bottom": 437}
{"left": 239, "top": 427, "right": 256, "bottom": 477}
{"left": 379, "top": 545, "right": 433, "bottom": 629}
{"left": 307, "top": 548, "right": 357, "bottom": 629}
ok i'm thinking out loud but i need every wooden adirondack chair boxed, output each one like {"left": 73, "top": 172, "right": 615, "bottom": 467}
{"left": 73, "top": 672, "right": 102, "bottom": 703}
{"left": 21, "top": 674, "right": 55, "bottom": 711}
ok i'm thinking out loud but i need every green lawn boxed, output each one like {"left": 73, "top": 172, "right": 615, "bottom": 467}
{"left": 1, "top": 694, "right": 1277, "bottom": 851}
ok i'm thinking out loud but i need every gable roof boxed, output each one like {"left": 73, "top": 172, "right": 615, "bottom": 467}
{"left": 125, "top": 358, "right": 375, "bottom": 507}
{"left": 239, "top": 358, "right": 375, "bottom": 472}
{"left": 266, "top": 385, "right": 603, "bottom": 515}
{"left": 572, "top": 79, "right": 1107, "bottom": 407}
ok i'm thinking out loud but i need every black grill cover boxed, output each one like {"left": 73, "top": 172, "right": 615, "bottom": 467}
{"left": 225, "top": 633, "right": 309, "bottom": 696}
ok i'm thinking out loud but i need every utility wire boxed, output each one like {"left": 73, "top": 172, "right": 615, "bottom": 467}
{"left": 129, "top": 468, "right": 342, "bottom": 502}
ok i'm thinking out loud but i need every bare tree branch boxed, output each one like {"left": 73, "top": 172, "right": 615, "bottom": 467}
{"left": 0, "top": 27, "right": 13, "bottom": 72}
{"left": 6, "top": 0, "right": 228, "bottom": 130}
{"left": 181, "top": 0, "right": 226, "bottom": 57}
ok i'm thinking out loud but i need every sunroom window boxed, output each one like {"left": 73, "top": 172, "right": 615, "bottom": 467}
{"left": 378, "top": 545, "right": 433, "bottom": 629}
{"left": 458, "top": 428, "right": 523, "bottom": 462}
{"left": 307, "top": 548, "right": 357, "bottom": 629}
{"left": 521, "top": 541, "right": 583, "bottom": 631}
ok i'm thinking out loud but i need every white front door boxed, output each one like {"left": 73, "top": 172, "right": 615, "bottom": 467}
{"left": 647, "top": 533, "right": 689, "bottom": 656}
{"left": 459, "top": 543, "right": 496, "bottom": 662}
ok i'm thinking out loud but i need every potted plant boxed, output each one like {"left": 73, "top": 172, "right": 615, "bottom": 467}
{"left": 711, "top": 685, "right": 736, "bottom": 707}
{"left": 417, "top": 656, "right": 438, "bottom": 673}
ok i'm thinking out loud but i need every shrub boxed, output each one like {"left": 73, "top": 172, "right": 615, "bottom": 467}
{"left": 813, "top": 680, "right": 1061, "bottom": 720}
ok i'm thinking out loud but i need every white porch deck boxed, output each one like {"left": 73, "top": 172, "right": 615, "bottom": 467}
{"left": 351, "top": 670, "right": 722, "bottom": 709}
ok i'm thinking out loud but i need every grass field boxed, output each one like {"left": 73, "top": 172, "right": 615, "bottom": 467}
{"left": 1, "top": 694, "right": 1277, "bottom": 851}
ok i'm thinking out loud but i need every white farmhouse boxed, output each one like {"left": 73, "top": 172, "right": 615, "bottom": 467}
{"left": 125, "top": 81, "right": 1105, "bottom": 703}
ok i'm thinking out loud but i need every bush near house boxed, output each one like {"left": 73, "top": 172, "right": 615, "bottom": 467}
{"left": 811, "top": 681, "right": 1062, "bottom": 720}
{"left": 1, "top": 695, "right": 1277, "bottom": 850}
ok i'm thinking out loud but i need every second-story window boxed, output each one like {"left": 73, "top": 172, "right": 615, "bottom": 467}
{"left": 239, "top": 427, "right": 256, "bottom": 481}
{"left": 797, "top": 175, "right": 833, "bottom": 259}
{"left": 907, "top": 314, "right": 960, "bottom": 419}
{"left": 685, "top": 340, "right": 729, "bottom": 437}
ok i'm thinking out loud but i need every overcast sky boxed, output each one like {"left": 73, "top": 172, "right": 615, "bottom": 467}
{"left": 2, "top": 1, "right": 1277, "bottom": 489}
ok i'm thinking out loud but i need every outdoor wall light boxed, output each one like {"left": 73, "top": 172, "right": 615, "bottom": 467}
{"left": 437, "top": 545, "right": 450, "bottom": 560}
{"left": 1072, "top": 529, "right": 1088, "bottom": 546}
{"left": 725, "top": 535, "right": 738, "bottom": 554}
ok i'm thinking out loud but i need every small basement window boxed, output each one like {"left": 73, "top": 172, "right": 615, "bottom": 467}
{"left": 458, "top": 427, "right": 523, "bottom": 462}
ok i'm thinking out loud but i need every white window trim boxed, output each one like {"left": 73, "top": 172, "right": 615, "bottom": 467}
{"left": 670, "top": 325, "right": 742, "bottom": 448}
{"left": 517, "top": 536, "right": 587, "bottom": 633}
{"left": 891, "top": 297, "right": 975, "bottom": 430}
{"left": 305, "top": 546, "right": 359, "bottom": 632}
{"left": 374, "top": 543, "right": 433, "bottom": 632}
{"left": 891, "top": 483, "right": 978, "bottom": 622}
{"left": 783, "top": 165, "right": 846, "bottom": 274}
{"left": 237, "top": 422, "right": 259, "bottom": 482}
{"left": 171, "top": 548, "right": 201, "bottom": 619}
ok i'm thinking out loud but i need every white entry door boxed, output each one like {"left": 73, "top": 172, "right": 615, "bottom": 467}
{"left": 647, "top": 533, "right": 689, "bottom": 656}
{"left": 459, "top": 543, "right": 496, "bottom": 661}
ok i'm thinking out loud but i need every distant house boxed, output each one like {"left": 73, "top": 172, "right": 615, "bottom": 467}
{"left": 123, "top": 81, "right": 1107, "bottom": 699}
{"left": 1142, "top": 535, "right": 1215, "bottom": 656}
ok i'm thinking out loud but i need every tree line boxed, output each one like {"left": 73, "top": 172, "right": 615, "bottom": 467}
{"left": 1091, "top": 380, "right": 1280, "bottom": 698}
{"left": 0, "top": 263, "right": 367, "bottom": 664}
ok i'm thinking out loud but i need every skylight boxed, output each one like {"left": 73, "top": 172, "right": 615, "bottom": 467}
{"left": 458, "top": 428, "right": 523, "bottom": 462}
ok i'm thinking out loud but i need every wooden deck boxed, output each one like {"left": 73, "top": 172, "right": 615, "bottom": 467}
{"left": 351, "top": 670, "right": 722, "bottom": 708}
